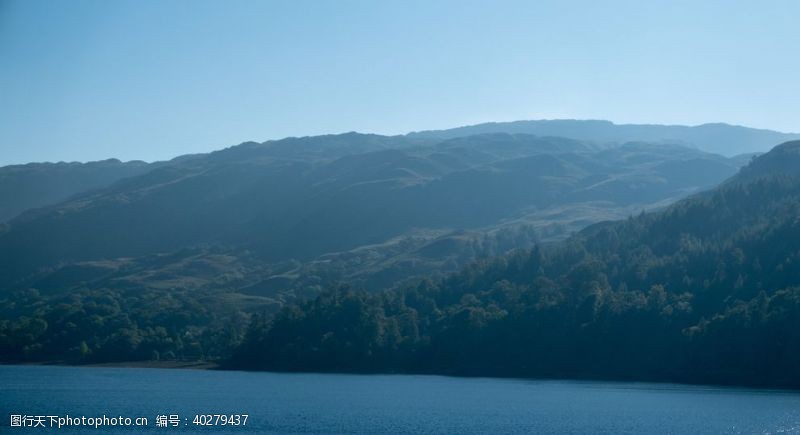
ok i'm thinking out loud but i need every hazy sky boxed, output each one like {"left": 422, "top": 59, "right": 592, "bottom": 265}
{"left": 1, "top": 0, "right": 799, "bottom": 165}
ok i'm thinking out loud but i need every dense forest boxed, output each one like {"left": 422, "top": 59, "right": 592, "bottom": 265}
{"left": 0, "top": 286, "right": 257, "bottom": 363}
{"left": 230, "top": 141, "right": 800, "bottom": 388}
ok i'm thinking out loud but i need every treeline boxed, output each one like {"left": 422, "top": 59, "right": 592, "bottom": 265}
{"left": 230, "top": 168, "right": 800, "bottom": 388}
{"left": 0, "top": 225, "right": 546, "bottom": 365}
{"left": 0, "top": 225, "right": 545, "bottom": 366}
{"left": 0, "top": 287, "right": 251, "bottom": 363}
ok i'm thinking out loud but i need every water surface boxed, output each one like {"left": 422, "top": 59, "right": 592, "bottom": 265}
{"left": 2, "top": 365, "right": 799, "bottom": 433}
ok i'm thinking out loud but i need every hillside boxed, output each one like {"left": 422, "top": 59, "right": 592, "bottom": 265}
{"left": 0, "top": 133, "right": 750, "bottom": 364}
{"left": 0, "top": 159, "right": 153, "bottom": 222}
{"left": 409, "top": 120, "right": 800, "bottom": 157}
{"left": 231, "top": 140, "right": 800, "bottom": 388}
{"left": 0, "top": 133, "right": 743, "bottom": 291}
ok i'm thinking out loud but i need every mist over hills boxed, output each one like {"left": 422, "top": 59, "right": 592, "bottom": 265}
{"left": 410, "top": 120, "right": 800, "bottom": 157}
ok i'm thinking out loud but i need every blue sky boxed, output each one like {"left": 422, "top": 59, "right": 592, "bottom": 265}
{"left": 1, "top": 0, "right": 798, "bottom": 165}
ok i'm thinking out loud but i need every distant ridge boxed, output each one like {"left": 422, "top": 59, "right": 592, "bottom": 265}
{"left": 408, "top": 119, "right": 800, "bottom": 157}
{"left": 0, "top": 132, "right": 745, "bottom": 289}
{"left": 0, "top": 159, "right": 153, "bottom": 222}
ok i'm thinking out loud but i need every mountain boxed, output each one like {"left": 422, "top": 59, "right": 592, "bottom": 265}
{"left": 0, "top": 133, "right": 744, "bottom": 290}
{"left": 0, "top": 159, "right": 153, "bottom": 222}
{"left": 733, "top": 138, "right": 800, "bottom": 182}
{"left": 231, "top": 140, "right": 800, "bottom": 388}
{"left": 0, "top": 132, "right": 752, "bottom": 365}
{"left": 409, "top": 120, "right": 800, "bottom": 157}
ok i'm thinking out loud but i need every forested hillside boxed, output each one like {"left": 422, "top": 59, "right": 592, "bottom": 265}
{"left": 230, "top": 140, "right": 800, "bottom": 388}
{"left": 0, "top": 131, "right": 755, "bottom": 365}
{"left": 0, "top": 133, "right": 743, "bottom": 293}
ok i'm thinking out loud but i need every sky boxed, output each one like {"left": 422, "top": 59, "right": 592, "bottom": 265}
{"left": 1, "top": 0, "right": 799, "bottom": 165}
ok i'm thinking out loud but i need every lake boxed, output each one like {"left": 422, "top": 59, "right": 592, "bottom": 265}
{"left": 2, "top": 365, "right": 800, "bottom": 434}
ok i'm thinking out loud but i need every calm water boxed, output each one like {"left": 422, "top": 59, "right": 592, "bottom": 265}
{"left": 2, "top": 365, "right": 800, "bottom": 434}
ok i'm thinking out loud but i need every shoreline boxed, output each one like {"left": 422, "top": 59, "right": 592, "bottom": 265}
{"left": 4, "top": 361, "right": 800, "bottom": 393}
{"left": 3, "top": 360, "right": 219, "bottom": 370}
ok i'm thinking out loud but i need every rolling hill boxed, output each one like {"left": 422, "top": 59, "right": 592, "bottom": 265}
{"left": 409, "top": 120, "right": 800, "bottom": 157}
{"left": 232, "top": 140, "right": 800, "bottom": 387}
{"left": 0, "top": 133, "right": 745, "bottom": 293}
{"left": 0, "top": 130, "right": 771, "bottom": 366}
{"left": 0, "top": 159, "right": 153, "bottom": 222}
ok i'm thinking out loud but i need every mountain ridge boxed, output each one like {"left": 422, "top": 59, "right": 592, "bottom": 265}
{"left": 0, "top": 130, "right": 790, "bottom": 372}
{"left": 230, "top": 140, "right": 800, "bottom": 387}
{"left": 0, "top": 133, "right": 747, "bottom": 288}
{"left": 408, "top": 120, "right": 800, "bottom": 157}
{"left": 0, "top": 159, "right": 155, "bottom": 222}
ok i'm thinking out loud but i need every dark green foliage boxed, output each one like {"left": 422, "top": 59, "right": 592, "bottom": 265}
{"left": 231, "top": 141, "right": 800, "bottom": 388}
{"left": 0, "top": 134, "right": 786, "bottom": 374}
{"left": 0, "top": 287, "right": 262, "bottom": 363}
